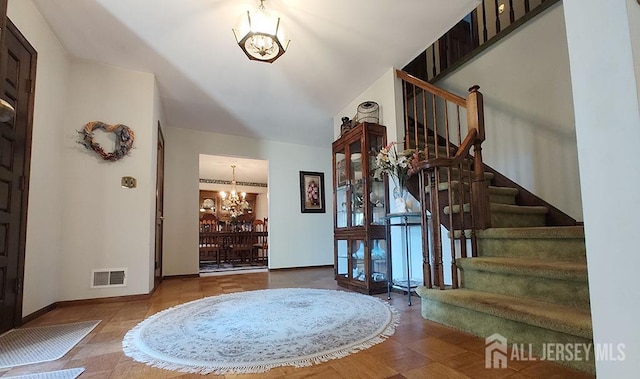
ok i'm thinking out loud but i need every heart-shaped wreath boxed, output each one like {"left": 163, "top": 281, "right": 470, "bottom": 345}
{"left": 78, "top": 121, "right": 135, "bottom": 161}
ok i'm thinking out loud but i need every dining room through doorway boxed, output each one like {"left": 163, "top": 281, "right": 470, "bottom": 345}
{"left": 198, "top": 154, "right": 269, "bottom": 275}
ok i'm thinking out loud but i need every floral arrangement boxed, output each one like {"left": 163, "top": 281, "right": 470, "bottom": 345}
{"left": 372, "top": 142, "right": 417, "bottom": 189}
{"left": 306, "top": 180, "right": 319, "bottom": 206}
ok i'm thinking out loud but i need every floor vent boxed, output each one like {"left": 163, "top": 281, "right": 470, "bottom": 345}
{"left": 91, "top": 268, "right": 127, "bottom": 288}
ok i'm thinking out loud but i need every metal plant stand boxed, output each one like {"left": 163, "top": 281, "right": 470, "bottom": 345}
{"left": 385, "top": 212, "right": 421, "bottom": 306}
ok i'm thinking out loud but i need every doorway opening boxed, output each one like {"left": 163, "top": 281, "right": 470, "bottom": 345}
{"left": 198, "top": 155, "right": 268, "bottom": 275}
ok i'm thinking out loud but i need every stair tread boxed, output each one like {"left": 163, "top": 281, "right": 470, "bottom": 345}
{"left": 490, "top": 203, "right": 549, "bottom": 214}
{"left": 415, "top": 287, "right": 592, "bottom": 339}
{"left": 477, "top": 226, "right": 584, "bottom": 239}
{"left": 488, "top": 186, "right": 519, "bottom": 195}
{"left": 425, "top": 182, "right": 515, "bottom": 193}
{"left": 445, "top": 203, "right": 549, "bottom": 214}
{"left": 457, "top": 257, "right": 587, "bottom": 281}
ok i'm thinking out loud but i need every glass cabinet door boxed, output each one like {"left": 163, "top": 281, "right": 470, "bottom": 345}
{"left": 349, "top": 141, "right": 364, "bottom": 227}
{"left": 336, "top": 239, "right": 348, "bottom": 278}
{"left": 335, "top": 150, "right": 347, "bottom": 228}
{"left": 370, "top": 238, "right": 388, "bottom": 283}
{"left": 368, "top": 133, "right": 386, "bottom": 225}
{"left": 350, "top": 239, "right": 366, "bottom": 281}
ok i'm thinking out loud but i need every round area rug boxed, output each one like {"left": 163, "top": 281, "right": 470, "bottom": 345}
{"left": 122, "top": 288, "right": 399, "bottom": 374}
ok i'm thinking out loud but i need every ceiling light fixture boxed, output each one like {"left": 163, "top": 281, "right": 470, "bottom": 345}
{"left": 220, "top": 165, "right": 249, "bottom": 216}
{"left": 232, "top": 0, "right": 290, "bottom": 63}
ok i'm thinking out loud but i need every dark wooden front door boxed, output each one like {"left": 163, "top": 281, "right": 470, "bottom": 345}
{"left": 0, "top": 20, "right": 37, "bottom": 334}
{"left": 154, "top": 123, "right": 165, "bottom": 289}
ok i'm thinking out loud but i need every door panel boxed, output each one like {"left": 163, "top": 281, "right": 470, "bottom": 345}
{"left": 0, "top": 19, "right": 36, "bottom": 334}
{"left": 154, "top": 124, "right": 165, "bottom": 289}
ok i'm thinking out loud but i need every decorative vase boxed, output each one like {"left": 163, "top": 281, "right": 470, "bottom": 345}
{"left": 371, "top": 240, "right": 386, "bottom": 260}
{"left": 351, "top": 241, "right": 365, "bottom": 259}
{"left": 393, "top": 186, "right": 409, "bottom": 213}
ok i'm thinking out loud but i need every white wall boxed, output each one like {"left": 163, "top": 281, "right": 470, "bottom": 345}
{"left": 164, "top": 128, "right": 333, "bottom": 275}
{"left": 438, "top": 3, "right": 583, "bottom": 220}
{"left": 8, "top": 0, "right": 69, "bottom": 316}
{"left": 628, "top": 0, "right": 640, "bottom": 109}
{"left": 334, "top": 68, "right": 404, "bottom": 143}
{"left": 565, "top": 0, "right": 640, "bottom": 376}
{"left": 59, "top": 61, "right": 157, "bottom": 301}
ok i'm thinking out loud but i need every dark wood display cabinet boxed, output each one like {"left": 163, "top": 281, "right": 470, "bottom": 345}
{"left": 332, "top": 122, "right": 389, "bottom": 294}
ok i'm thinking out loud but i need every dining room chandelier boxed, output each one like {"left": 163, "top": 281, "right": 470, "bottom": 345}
{"left": 220, "top": 165, "right": 250, "bottom": 215}
{"left": 232, "top": 0, "right": 290, "bottom": 63}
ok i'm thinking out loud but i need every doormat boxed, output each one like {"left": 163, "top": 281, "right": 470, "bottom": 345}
{"left": 0, "top": 321, "right": 100, "bottom": 369}
{"left": 3, "top": 367, "right": 85, "bottom": 379}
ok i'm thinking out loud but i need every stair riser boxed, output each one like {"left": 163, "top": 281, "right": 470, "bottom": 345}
{"left": 420, "top": 298, "right": 595, "bottom": 374}
{"left": 491, "top": 212, "right": 546, "bottom": 228}
{"left": 460, "top": 270, "right": 590, "bottom": 308}
{"left": 427, "top": 186, "right": 516, "bottom": 205}
{"left": 437, "top": 169, "right": 493, "bottom": 182}
{"left": 478, "top": 239, "right": 586, "bottom": 263}
{"left": 489, "top": 193, "right": 516, "bottom": 205}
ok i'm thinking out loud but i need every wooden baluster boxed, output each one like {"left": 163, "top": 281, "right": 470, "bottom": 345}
{"left": 403, "top": 81, "right": 409, "bottom": 147}
{"left": 416, "top": 85, "right": 424, "bottom": 149}
{"left": 422, "top": 87, "right": 428, "bottom": 158}
{"left": 467, "top": 85, "right": 490, "bottom": 230}
{"left": 494, "top": 0, "right": 502, "bottom": 34}
{"left": 429, "top": 170, "right": 444, "bottom": 289}
{"left": 509, "top": 0, "right": 515, "bottom": 24}
{"left": 524, "top": 0, "right": 531, "bottom": 13}
{"left": 432, "top": 94, "right": 438, "bottom": 158}
{"left": 471, "top": 9, "right": 480, "bottom": 48}
{"left": 481, "top": 0, "right": 488, "bottom": 42}
{"left": 456, "top": 105, "right": 468, "bottom": 260}
{"left": 443, "top": 100, "right": 458, "bottom": 287}
{"left": 430, "top": 45, "right": 437, "bottom": 80}
{"left": 419, "top": 171, "right": 432, "bottom": 288}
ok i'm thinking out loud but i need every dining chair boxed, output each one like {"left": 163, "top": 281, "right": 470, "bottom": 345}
{"left": 252, "top": 220, "right": 268, "bottom": 265}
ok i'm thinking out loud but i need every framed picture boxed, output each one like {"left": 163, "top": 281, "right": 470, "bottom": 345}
{"left": 299, "top": 171, "right": 326, "bottom": 213}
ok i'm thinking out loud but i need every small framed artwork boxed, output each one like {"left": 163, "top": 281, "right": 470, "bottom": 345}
{"left": 299, "top": 171, "right": 326, "bottom": 213}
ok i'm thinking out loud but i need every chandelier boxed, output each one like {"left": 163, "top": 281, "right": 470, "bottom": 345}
{"left": 232, "top": 0, "right": 290, "bottom": 63}
{"left": 220, "top": 165, "right": 250, "bottom": 216}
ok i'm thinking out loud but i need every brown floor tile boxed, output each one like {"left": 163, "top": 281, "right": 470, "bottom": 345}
{"left": 440, "top": 351, "right": 518, "bottom": 379}
{"left": 404, "top": 362, "right": 472, "bottom": 379}
{"left": 408, "top": 336, "right": 468, "bottom": 361}
{"left": 517, "top": 361, "right": 595, "bottom": 379}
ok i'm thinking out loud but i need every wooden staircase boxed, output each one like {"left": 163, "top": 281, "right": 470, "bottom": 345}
{"left": 397, "top": 70, "right": 594, "bottom": 374}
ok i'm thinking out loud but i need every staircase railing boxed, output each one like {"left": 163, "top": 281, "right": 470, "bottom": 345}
{"left": 404, "top": 0, "right": 561, "bottom": 82}
{"left": 396, "top": 70, "right": 490, "bottom": 289}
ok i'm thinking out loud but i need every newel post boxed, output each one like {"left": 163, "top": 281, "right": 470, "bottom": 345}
{"left": 467, "top": 85, "right": 491, "bottom": 230}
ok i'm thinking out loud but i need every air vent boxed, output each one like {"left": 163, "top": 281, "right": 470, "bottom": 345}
{"left": 91, "top": 268, "right": 127, "bottom": 288}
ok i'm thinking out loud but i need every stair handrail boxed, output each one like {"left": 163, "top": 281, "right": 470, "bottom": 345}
{"left": 396, "top": 70, "right": 490, "bottom": 289}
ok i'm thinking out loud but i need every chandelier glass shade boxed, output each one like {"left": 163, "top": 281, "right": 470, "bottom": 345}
{"left": 220, "top": 165, "right": 249, "bottom": 217}
{"left": 232, "top": 0, "right": 290, "bottom": 63}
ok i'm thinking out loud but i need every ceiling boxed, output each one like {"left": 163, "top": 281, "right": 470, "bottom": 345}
{"left": 32, "top": 0, "right": 478, "bottom": 151}
{"left": 199, "top": 155, "right": 268, "bottom": 184}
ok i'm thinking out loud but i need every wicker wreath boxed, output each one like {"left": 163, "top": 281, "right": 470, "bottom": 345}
{"left": 78, "top": 121, "right": 135, "bottom": 161}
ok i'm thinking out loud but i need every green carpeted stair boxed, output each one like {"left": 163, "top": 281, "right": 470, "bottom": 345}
{"left": 415, "top": 169, "right": 594, "bottom": 374}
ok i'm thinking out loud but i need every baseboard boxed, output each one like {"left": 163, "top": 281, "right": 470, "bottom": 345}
{"left": 163, "top": 273, "right": 201, "bottom": 279}
{"left": 56, "top": 292, "right": 151, "bottom": 307}
{"left": 269, "top": 264, "right": 333, "bottom": 271}
{"left": 21, "top": 303, "right": 57, "bottom": 325}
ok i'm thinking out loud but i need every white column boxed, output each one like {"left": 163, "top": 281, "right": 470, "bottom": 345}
{"left": 564, "top": 0, "right": 640, "bottom": 376}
